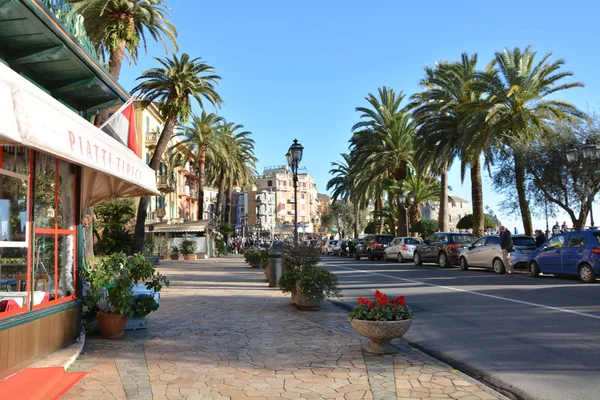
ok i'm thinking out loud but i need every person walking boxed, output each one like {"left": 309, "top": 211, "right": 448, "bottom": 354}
{"left": 534, "top": 229, "right": 547, "bottom": 248}
{"left": 499, "top": 225, "right": 515, "bottom": 275}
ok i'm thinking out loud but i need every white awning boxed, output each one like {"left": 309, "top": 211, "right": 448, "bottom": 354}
{"left": 147, "top": 220, "right": 210, "bottom": 233}
{"left": 0, "top": 62, "right": 159, "bottom": 208}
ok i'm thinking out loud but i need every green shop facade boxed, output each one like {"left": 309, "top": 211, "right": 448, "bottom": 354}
{"left": 0, "top": 0, "right": 159, "bottom": 378}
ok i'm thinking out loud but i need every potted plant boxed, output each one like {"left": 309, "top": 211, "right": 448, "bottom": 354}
{"left": 85, "top": 253, "right": 169, "bottom": 339}
{"left": 243, "top": 248, "right": 261, "bottom": 268}
{"left": 348, "top": 290, "right": 414, "bottom": 354}
{"left": 279, "top": 244, "right": 341, "bottom": 310}
{"left": 169, "top": 244, "right": 180, "bottom": 260}
{"left": 156, "top": 240, "right": 167, "bottom": 260}
{"left": 180, "top": 239, "right": 197, "bottom": 260}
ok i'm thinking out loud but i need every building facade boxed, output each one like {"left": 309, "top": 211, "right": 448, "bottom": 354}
{"left": 420, "top": 196, "right": 471, "bottom": 232}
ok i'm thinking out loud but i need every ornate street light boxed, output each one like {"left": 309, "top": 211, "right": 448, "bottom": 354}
{"left": 399, "top": 194, "right": 415, "bottom": 237}
{"left": 286, "top": 139, "right": 304, "bottom": 243}
{"left": 566, "top": 142, "right": 599, "bottom": 228}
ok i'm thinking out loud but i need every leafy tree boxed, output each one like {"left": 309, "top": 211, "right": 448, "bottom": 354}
{"left": 320, "top": 202, "right": 355, "bottom": 239}
{"left": 363, "top": 221, "right": 379, "bottom": 234}
{"left": 411, "top": 218, "right": 437, "bottom": 238}
{"left": 94, "top": 199, "right": 136, "bottom": 254}
{"left": 131, "top": 53, "right": 223, "bottom": 252}
{"left": 456, "top": 214, "right": 496, "bottom": 231}
{"left": 474, "top": 46, "right": 585, "bottom": 235}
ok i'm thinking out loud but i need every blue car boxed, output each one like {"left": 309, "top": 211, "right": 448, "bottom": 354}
{"left": 528, "top": 230, "right": 600, "bottom": 283}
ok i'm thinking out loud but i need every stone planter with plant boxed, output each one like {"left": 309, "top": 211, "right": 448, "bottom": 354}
{"left": 243, "top": 248, "right": 261, "bottom": 268}
{"left": 348, "top": 290, "right": 414, "bottom": 354}
{"left": 279, "top": 244, "right": 341, "bottom": 310}
{"left": 180, "top": 239, "right": 197, "bottom": 260}
{"left": 85, "top": 253, "right": 169, "bottom": 339}
{"left": 169, "top": 245, "right": 180, "bottom": 260}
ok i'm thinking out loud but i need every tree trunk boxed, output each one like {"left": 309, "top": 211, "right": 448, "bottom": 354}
{"left": 354, "top": 203, "right": 359, "bottom": 238}
{"left": 438, "top": 163, "right": 449, "bottom": 232}
{"left": 215, "top": 166, "right": 226, "bottom": 220}
{"left": 197, "top": 145, "right": 207, "bottom": 220}
{"left": 378, "top": 196, "right": 384, "bottom": 234}
{"left": 225, "top": 184, "right": 233, "bottom": 223}
{"left": 514, "top": 155, "right": 533, "bottom": 236}
{"left": 94, "top": 41, "right": 126, "bottom": 128}
{"left": 84, "top": 207, "right": 94, "bottom": 257}
{"left": 470, "top": 157, "right": 484, "bottom": 237}
{"left": 133, "top": 119, "right": 176, "bottom": 253}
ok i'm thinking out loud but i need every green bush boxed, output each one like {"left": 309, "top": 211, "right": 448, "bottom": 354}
{"left": 180, "top": 240, "right": 197, "bottom": 255}
{"left": 411, "top": 218, "right": 438, "bottom": 238}
{"left": 456, "top": 214, "right": 496, "bottom": 230}
{"left": 134, "top": 295, "right": 159, "bottom": 316}
{"left": 279, "top": 244, "right": 341, "bottom": 301}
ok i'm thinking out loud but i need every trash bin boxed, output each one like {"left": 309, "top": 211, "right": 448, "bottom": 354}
{"left": 268, "top": 246, "right": 284, "bottom": 287}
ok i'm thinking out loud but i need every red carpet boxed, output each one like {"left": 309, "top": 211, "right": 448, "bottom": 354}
{"left": 0, "top": 367, "right": 87, "bottom": 400}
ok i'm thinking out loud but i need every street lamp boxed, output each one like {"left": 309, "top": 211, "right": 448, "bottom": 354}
{"left": 399, "top": 194, "right": 415, "bottom": 237}
{"left": 566, "top": 142, "right": 600, "bottom": 228}
{"left": 286, "top": 139, "right": 304, "bottom": 243}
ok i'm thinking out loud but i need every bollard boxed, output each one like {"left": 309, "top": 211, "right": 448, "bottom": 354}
{"left": 268, "top": 245, "right": 284, "bottom": 287}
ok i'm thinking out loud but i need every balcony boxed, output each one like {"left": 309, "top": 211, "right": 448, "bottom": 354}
{"left": 188, "top": 188, "right": 199, "bottom": 199}
{"left": 156, "top": 174, "right": 175, "bottom": 192}
{"left": 177, "top": 185, "right": 190, "bottom": 197}
{"left": 146, "top": 211, "right": 158, "bottom": 224}
{"left": 145, "top": 132, "right": 158, "bottom": 143}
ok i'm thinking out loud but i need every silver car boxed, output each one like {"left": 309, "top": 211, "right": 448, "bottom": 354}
{"left": 383, "top": 237, "right": 423, "bottom": 262}
{"left": 458, "top": 235, "right": 537, "bottom": 274}
{"left": 321, "top": 240, "right": 338, "bottom": 255}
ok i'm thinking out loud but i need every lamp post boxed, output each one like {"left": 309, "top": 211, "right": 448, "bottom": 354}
{"left": 399, "top": 194, "right": 415, "bottom": 237}
{"left": 286, "top": 139, "right": 304, "bottom": 243}
{"left": 566, "top": 142, "right": 600, "bottom": 228}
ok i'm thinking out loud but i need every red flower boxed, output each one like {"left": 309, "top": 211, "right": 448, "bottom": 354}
{"left": 365, "top": 299, "right": 373, "bottom": 308}
{"left": 358, "top": 297, "right": 367, "bottom": 305}
{"left": 374, "top": 290, "right": 383, "bottom": 299}
{"left": 398, "top": 296, "right": 406, "bottom": 307}
{"left": 378, "top": 294, "right": 389, "bottom": 305}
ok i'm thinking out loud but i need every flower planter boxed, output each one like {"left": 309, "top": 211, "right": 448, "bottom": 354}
{"left": 96, "top": 312, "right": 128, "bottom": 339}
{"left": 291, "top": 289, "right": 324, "bottom": 311}
{"left": 184, "top": 254, "right": 196, "bottom": 261}
{"left": 349, "top": 319, "right": 413, "bottom": 354}
{"left": 170, "top": 255, "right": 179, "bottom": 260}
{"left": 157, "top": 256, "right": 165, "bottom": 260}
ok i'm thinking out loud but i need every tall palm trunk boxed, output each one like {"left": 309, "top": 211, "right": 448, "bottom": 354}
{"left": 395, "top": 197, "right": 402, "bottom": 236}
{"left": 225, "top": 184, "right": 233, "bottom": 223}
{"left": 514, "top": 155, "right": 533, "bottom": 236}
{"left": 87, "top": 40, "right": 127, "bottom": 257}
{"left": 378, "top": 196, "right": 385, "bottom": 234}
{"left": 197, "top": 144, "right": 207, "bottom": 219}
{"left": 133, "top": 119, "right": 176, "bottom": 252}
{"left": 438, "top": 163, "right": 449, "bottom": 231}
{"left": 470, "top": 157, "right": 484, "bottom": 237}
{"left": 354, "top": 203, "right": 359, "bottom": 238}
{"left": 215, "top": 166, "right": 226, "bottom": 220}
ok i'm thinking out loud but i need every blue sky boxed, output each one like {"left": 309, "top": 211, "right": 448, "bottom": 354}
{"left": 118, "top": 0, "right": 600, "bottom": 232}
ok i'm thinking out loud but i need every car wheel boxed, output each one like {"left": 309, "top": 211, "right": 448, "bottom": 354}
{"left": 529, "top": 261, "right": 540, "bottom": 278}
{"left": 579, "top": 263, "right": 597, "bottom": 283}
{"left": 398, "top": 252, "right": 405, "bottom": 263}
{"left": 460, "top": 257, "right": 469, "bottom": 271}
{"left": 438, "top": 252, "right": 449, "bottom": 268}
{"left": 368, "top": 251, "right": 375, "bottom": 261}
{"left": 493, "top": 258, "right": 506, "bottom": 274}
{"left": 383, "top": 253, "right": 388, "bottom": 262}
{"left": 414, "top": 251, "right": 422, "bottom": 266}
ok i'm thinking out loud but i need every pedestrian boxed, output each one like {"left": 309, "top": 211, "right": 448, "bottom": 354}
{"left": 514, "top": 227, "right": 518, "bottom": 234}
{"left": 534, "top": 229, "right": 547, "bottom": 248}
{"left": 552, "top": 221, "right": 560, "bottom": 233}
{"left": 499, "top": 225, "right": 515, "bottom": 275}
{"left": 561, "top": 221, "right": 568, "bottom": 232}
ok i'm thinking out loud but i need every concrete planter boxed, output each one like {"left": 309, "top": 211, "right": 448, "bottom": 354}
{"left": 291, "top": 288, "right": 324, "bottom": 311}
{"left": 349, "top": 319, "right": 413, "bottom": 354}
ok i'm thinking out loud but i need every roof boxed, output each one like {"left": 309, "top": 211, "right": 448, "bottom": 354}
{"left": 146, "top": 220, "right": 211, "bottom": 233}
{"left": 450, "top": 196, "right": 469, "bottom": 203}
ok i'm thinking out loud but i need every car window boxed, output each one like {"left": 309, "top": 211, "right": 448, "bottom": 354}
{"left": 485, "top": 236, "right": 500, "bottom": 246}
{"left": 405, "top": 238, "right": 422, "bottom": 245}
{"left": 513, "top": 236, "right": 536, "bottom": 246}
{"left": 472, "top": 238, "right": 487, "bottom": 247}
{"left": 567, "top": 233, "right": 586, "bottom": 248}
{"left": 452, "top": 234, "right": 477, "bottom": 243}
{"left": 594, "top": 232, "right": 600, "bottom": 246}
{"left": 376, "top": 235, "right": 394, "bottom": 244}
{"left": 432, "top": 234, "right": 446, "bottom": 243}
{"left": 548, "top": 234, "right": 566, "bottom": 248}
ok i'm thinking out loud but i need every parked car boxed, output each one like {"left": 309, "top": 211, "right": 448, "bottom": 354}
{"left": 528, "top": 230, "right": 600, "bottom": 283}
{"left": 355, "top": 234, "right": 395, "bottom": 260}
{"left": 458, "top": 235, "right": 536, "bottom": 274}
{"left": 348, "top": 239, "right": 363, "bottom": 258}
{"left": 321, "top": 239, "right": 338, "bottom": 255}
{"left": 413, "top": 232, "right": 478, "bottom": 267}
{"left": 383, "top": 237, "right": 423, "bottom": 262}
{"left": 333, "top": 240, "right": 350, "bottom": 256}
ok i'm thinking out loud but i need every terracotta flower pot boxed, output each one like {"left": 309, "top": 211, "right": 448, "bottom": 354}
{"left": 96, "top": 312, "right": 128, "bottom": 339}
{"left": 170, "top": 255, "right": 179, "bottom": 260}
{"left": 184, "top": 254, "right": 196, "bottom": 261}
{"left": 349, "top": 319, "right": 413, "bottom": 354}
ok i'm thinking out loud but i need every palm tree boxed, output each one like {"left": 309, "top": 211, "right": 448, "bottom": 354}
{"left": 350, "top": 87, "right": 414, "bottom": 234}
{"left": 401, "top": 170, "right": 442, "bottom": 230}
{"left": 327, "top": 153, "right": 361, "bottom": 237}
{"left": 131, "top": 53, "right": 223, "bottom": 252}
{"left": 175, "top": 112, "right": 224, "bottom": 219}
{"left": 474, "top": 47, "right": 585, "bottom": 236}
{"left": 409, "top": 54, "right": 489, "bottom": 236}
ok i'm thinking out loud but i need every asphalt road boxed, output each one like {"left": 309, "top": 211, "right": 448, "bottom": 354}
{"left": 322, "top": 255, "right": 600, "bottom": 400}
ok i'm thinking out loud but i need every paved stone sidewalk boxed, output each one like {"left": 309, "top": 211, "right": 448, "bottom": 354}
{"left": 62, "top": 256, "right": 507, "bottom": 400}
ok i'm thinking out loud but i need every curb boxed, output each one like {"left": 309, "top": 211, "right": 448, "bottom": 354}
{"left": 330, "top": 300, "right": 515, "bottom": 400}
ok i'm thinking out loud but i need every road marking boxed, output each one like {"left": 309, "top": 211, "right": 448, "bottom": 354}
{"left": 331, "top": 264, "right": 600, "bottom": 321}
